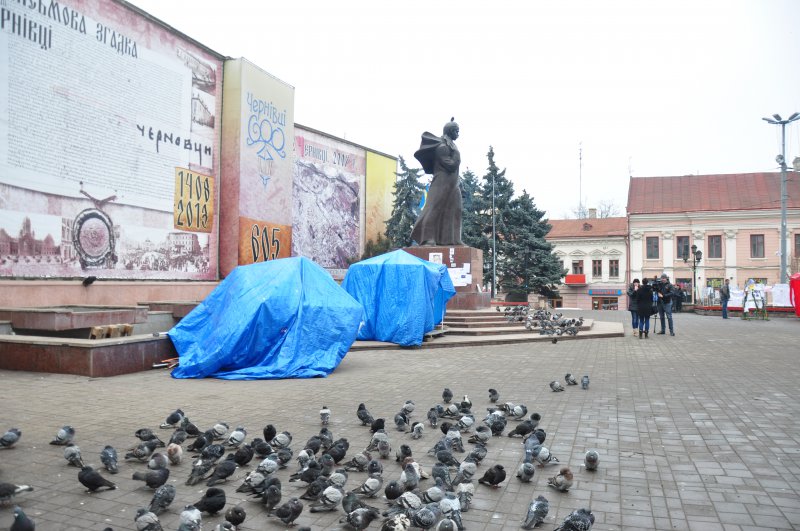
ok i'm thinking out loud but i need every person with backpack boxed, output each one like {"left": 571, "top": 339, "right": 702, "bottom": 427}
{"left": 626, "top": 279, "right": 641, "bottom": 336}
{"left": 654, "top": 273, "right": 675, "bottom": 335}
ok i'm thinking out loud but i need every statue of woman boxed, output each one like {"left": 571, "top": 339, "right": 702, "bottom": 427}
{"left": 411, "top": 118, "right": 463, "bottom": 246}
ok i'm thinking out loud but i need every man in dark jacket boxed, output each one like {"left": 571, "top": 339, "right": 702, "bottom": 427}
{"left": 655, "top": 273, "right": 675, "bottom": 335}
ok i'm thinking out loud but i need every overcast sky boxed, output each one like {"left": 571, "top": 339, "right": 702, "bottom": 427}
{"left": 130, "top": 0, "right": 800, "bottom": 219}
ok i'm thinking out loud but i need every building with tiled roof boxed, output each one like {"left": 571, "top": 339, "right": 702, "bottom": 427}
{"left": 627, "top": 172, "right": 800, "bottom": 304}
{"left": 546, "top": 213, "right": 629, "bottom": 310}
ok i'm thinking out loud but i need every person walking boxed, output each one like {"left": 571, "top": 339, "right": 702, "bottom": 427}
{"left": 720, "top": 278, "right": 731, "bottom": 319}
{"left": 655, "top": 273, "right": 675, "bottom": 335}
{"left": 632, "top": 278, "right": 653, "bottom": 338}
{"left": 626, "top": 278, "right": 641, "bottom": 336}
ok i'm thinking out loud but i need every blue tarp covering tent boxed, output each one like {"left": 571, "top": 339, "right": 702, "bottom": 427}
{"left": 169, "top": 257, "right": 363, "bottom": 380}
{"left": 342, "top": 249, "right": 456, "bottom": 346}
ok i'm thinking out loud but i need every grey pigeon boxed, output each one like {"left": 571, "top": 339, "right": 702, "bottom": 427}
{"left": 211, "top": 422, "right": 230, "bottom": 440}
{"left": 529, "top": 412, "right": 542, "bottom": 428}
{"left": 100, "top": 445, "right": 119, "bottom": 473}
{"left": 455, "top": 481, "right": 474, "bottom": 512}
{"left": 148, "top": 452, "right": 168, "bottom": 470}
{"left": 194, "top": 487, "right": 226, "bottom": 515}
{"left": 11, "top": 505, "right": 35, "bottom": 531}
{"left": 400, "top": 462, "right": 420, "bottom": 491}
{"left": 467, "top": 442, "right": 487, "bottom": 464}
{"left": 299, "top": 476, "right": 327, "bottom": 500}
{"left": 565, "top": 373, "right": 578, "bottom": 385}
{"left": 225, "top": 426, "right": 246, "bottom": 448}
{"left": 134, "top": 508, "right": 162, "bottom": 531}
{"left": 554, "top": 508, "right": 595, "bottom": 531}
{"left": 420, "top": 477, "right": 447, "bottom": 503}
{"left": 395, "top": 444, "right": 412, "bottom": 463}
{"left": 521, "top": 495, "right": 550, "bottom": 529}
{"left": 64, "top": 444, "right": 84, "bottom": 468}
{"left": 401, "top": 400, "right": 416, "bottom": 416}
{"left": 380, "top": 514, "right": 411, "bottom": 530}
{"left": 549, "top": 380, "right": 565, "bottom": 392}
{"left": 132, "top": 468, "right": 170, "bottom": 489}
{"left": 427, "top": 408, "right": 439, "bottom": 428}
{"left": 207, "top": 454, "right": 238, "bottom": 486}
{"left": 547, "top": 466, "right": 574, "bottom": 491}
{"left": 366, "top": 459, "right": 383, "bottom": 476}
{"left": 186, "top": 458, "right": 216, "bottom": 485}
{"left": 438, "top": 492, "right": 464, "bottom": 531}
{"left": 271, "top": 431, "right": 292, "bottom": 449}
{"left": 581, "top": 375, "right": 590, "bottom": 389}
{"left": 126, "top": 440, "right": 160, "bottom": 461}
{"left": 452, "top": 457, "right": 477, "bottom": 485}
{"left": 442, "top": 388, "right": 453, "bottom": 404}
{"left": 517, "top": 461, "right": 536, "bottom": 482}
{"left": 78, "top": 466, "right": 116, "bottom": 492}
{"left": 410, "top": 503, "right": 440, "bottom": 529}
{"left": 319, "top": 406, "right": 331, "bottom": 425}
{"left": 262, "top": 484, "right": 282, "bottom": 514}
{"left": 225, "top": 506, "right": 246, "bottom": 527}
{"left": 1, "top": 428, "right": 21, "bottom": 448}
{"left": 147, "top": 484, "right": 176, "bottom": 515}
{"left": 488, "top": 388, "right": 500, "bottom": 403}
{"left": 349, "top": 473, "right": 383, "bottom": 498}
{"left": 383, "top": 480, "right": 403, "bottom": 502}
{"left": 169, "top": 429, "right": 188, "bottom": 446}
{"left": 50, "top": 425, "right": 74, "bottom": 445}
{"left": 0, "top": 483, "right": 33, "bottom": 504}
{"left": 431, "top": 461, "right": 452, "bottom": 488}
{"left": 160, "top": 408, "right": 184, "bottom": 429}
{"left": 467, "top": 425, "right": 490, "bottom": 444}
{"left": 411, "top": 422, "right": 424, "bottom": 439}
{"left": 135, "top": 428, "right": 166, "bottom": 446}
{"left": 309, "top": 484, "right": 344, "bottom": 512}
{"left": 478, "top": 464, "right": 506, "bottom": 488}
{"left": 584, "top": 450, "right": 599, "bottom": 471}
{"left": 274, "top": 497, "right": 303, "bottom": 525}
{"left": 340, "top": 506, "right": 381, "bottom": 530}
{"left": 434, "top": 518, "right": 457, "bottom": 531}
{"left": 356, "top": 403, "right": 374, "bottom": 426}
{"left": 178, "top": 505, "right": 202, "bottom": 531}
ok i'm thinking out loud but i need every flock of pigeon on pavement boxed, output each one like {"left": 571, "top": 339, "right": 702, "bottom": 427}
{"left": 0, "top": 377, "right": 598, "bottom": 530}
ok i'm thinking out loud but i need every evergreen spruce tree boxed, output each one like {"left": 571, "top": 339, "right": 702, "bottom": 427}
{"left": 479, "top": 147, "right": 515, "bottom": 294}
{"left": 384, "top": 156, "right": 424, "bottom": 248}
{"left": 502, "top": 191, "right": 566, "bottom": 296}
{"left": 459, "top": 169, "right": 484, "bottom": 249}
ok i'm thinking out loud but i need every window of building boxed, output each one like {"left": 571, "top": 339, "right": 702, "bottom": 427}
{"left": 750, "top": 234, "right": 764, "bottom": 258}
{"left": 795, "top": 233, "right": 800, "bottom": 257}
{"left": 676, "top": 236, "right": 690, "bottom": 260}
{"left": 592, "top": 297, "right": 618, "bottom": 310}
{"left": 609, "top": 259, "right": 619, "bottom": 278}
{"left": 592, "top": 259, "right": 602, "bottom": 277}
{"left": 646, "top": 237, "right": 659, "bottom": 259}
{"left": 548, "top": 297, "right": 563, "bottom": 308}
{"left": 708, "top": 235, "right": 722, "bottom": 259}
{"left": 572, "top": 260, "right": 584, "bottom": 274}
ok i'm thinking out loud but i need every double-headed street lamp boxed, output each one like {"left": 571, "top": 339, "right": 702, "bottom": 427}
{"left": 682, "top": 244, "right": 702, "bottom": 304}
{"left": 762, "top": 112, "right": 800, "bottom": 284}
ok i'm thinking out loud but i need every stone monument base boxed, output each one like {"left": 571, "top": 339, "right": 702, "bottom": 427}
{"left": 403, "top": 245, "right": 491, "bottom": 310}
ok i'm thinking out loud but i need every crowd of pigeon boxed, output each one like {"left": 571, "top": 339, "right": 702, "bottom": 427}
{"left": 495, "top": 305, "right": 585, "bottom": 341}
{"left": 0, "top": 379, "right": 599, "bottom": 530}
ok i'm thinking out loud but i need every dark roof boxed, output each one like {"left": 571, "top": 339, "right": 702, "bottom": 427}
{"left": 627, "top": 173, "right": 800, "bottom": 214}
{"left": 547, "top": 217, "right": 628, "bottom": 239}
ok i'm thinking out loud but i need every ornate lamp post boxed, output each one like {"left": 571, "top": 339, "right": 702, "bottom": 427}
{"left": 683, "top": 244, "right": 702, "bottom": 304}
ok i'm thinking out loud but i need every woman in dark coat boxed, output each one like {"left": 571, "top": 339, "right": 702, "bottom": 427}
{"left": 632, "top": 278, "right": 654, "bottom": 338}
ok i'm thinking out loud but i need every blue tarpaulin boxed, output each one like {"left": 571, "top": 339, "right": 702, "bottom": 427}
{"left": 169, "top": 257, "right": 363, "bottom": 380}
{"left": 341, "top": 249, "right": 456, "bottom": 346}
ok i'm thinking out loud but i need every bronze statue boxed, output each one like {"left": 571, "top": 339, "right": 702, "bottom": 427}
{"left": 411, "top": 118, "right": 463, "bottom": 246}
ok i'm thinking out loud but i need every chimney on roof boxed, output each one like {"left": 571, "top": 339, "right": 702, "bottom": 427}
{"left": 588, "top": 208, "right": 597, "bottom": 218}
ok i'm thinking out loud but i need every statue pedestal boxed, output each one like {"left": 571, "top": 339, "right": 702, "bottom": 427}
{"left": 403, "top": 246, "right": 491, "bottom": 310}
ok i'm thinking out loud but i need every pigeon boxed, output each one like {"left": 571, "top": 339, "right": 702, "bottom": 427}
{"left": 186, "top": 458, "right": 216, "bottom": 485}
{"left": 488, "top": 388, "right": 500, "bottom": 403}
{"left": 256, "top": 456, "right": 280, "bottom": 476}
{"left": 420, "top": 477, "right": 447, "bottom": 503}
{"left": 340, "top": 506, "right": 381, "bottom": 531}
{"left": 460, "top": 395, "right": 472, "bottom": 411}
{"left": 452, "top": 457, "right": 477, "bottom": 485}
{"left": 478, "top": 464, "right": 506, "bottom": 488}
{"left": 181, "top": 417, "right": 201, "bottom": 437}
{"left": 271, "top": 431, "right": 292, "bottom": 449}
{"left": 187, "top": 434, "right": 209, "bottom": 453}
{"left": 438, "top": 492, "right": 464, "bottom": 530}
{"left": 233, "top": 443, "right": 254, "bottom": 467}
{"left": 344, "top": 450, "right": 372, "bottom": 472}
{"left": 383, "top": 479, "right": 403, "bottom": 503}
{"left": 1, "top": 428, "right": 21, "bottom": 448}
{"left": 210, "top": 422, "right": 229, "bottom": 440}
{"left": 442, "top": 388, "right": 453, "bottom": 404}
{"left": 532, "top": 445, "right": 558, "bottom": 467}
{"left": 581, "top": 375, "right": 590, "bottom": 390}
{"left": 341, "top": 491, "right": 379, "bottom": 515}
{"left": 370, "top": 418, "right": 385, "bottom": 434}
{"left": 319, "top": 406, "right": 331, "bottom": 425}
{"left": 436, "top": 449, "right": 460, "bottom": 468}
{"left": 207, "top": 454, "right": 238, "bottom": 486}
{"left": 78, "top": 466, "right": 117, "bottom": 492}
{"left": 167, "top": 443, "right": 183, "bottom": 465}
{"left": 584, "top": 450, "right": 599, "bottom": 471}
{"left": 225, "top": 426, "right": 247, "bottom": 448}
{"left": 554, "top": 508, "right": 595, "bottom": 531}
{"left": 126, "top": 440, "right": 160, "bottom": 461}
{"left": 384, "top": 491, "right": 422, "bottom": 518}
{"left": 262, "top": 483, "right": 282, "bottom": 514}
{"left": 262, "top": 424, "right": 277, "bottom": 443}
{"left": 409, "top": 504, "right": 439, "bottom": 529}
{"left": 455, "top": 481, "right": 474, "bottom": 512}
{"left": 547, "top": 466, "right": 574, "bottom": 491}
{"left": 132, "top": 467, "right": 170, "bottom": 489}
{"left": 395, "top": 444, "right": 413, "bottom": 463}
{"left": 178, "top": 505, "right": 202, "bottom": 531}
{"left": 134, "top": 508, "right": 162, "bottom": 531}
{"left": 516, "top": 461, "right": 536, "bottom": 482}
{"left": 148, "top": 452, "right": 168, "bottom": 470}
{"left": 250, "top": 437, "right": 272, "bottom": 458}
{"left": 508, "top": 420, "right": 535, "bottom": 438}
{"left": 169, "top": 429, "right": 188, "bottom": 446}
{"left": 434, "top": 518, "right": 457, "bottom": 531}
{"left": 529, "top": 412, "right": 542, "bottom": 428}
{"left": 367, "top": 459, "right": 383, "bottom": 476}
{"left": 135, "top": 428, "right": 166, "bottom": 446}
{"left": 565, "top": 373, "right": 578, "bottom": 385}
{"left": 467, "top": 442, "right": 487, "bottom": 464}
{"left": 299, "top": 476, "right": 327, "bottom": 501}
{"left": 225, "top": 506, "right": 246, "bottom": 528}
{"left": 160, "top": 408, "right": 184, "bottom": 429}
{"left": 426, "top": 408, "right": 439, "bottom": 428}
{"left": 10, "top": 506, "right": 34, "bottom": 531}
{"left": 456, "top": 415, "right": 474, "bottom": 432}
{"left": 274, "top": 497, "right": 303, "bottom": 525}
{"left": 380, "top": 514, "right": 411, "bottom": 531}
{"left": 549, "top": 381, "right": 565, "bottom": 392}
{"left": 0, "top": 483, "right": 33, "bottom": 504}
{"left": 356, "top": 403, "right": 374, "bottom": 426}
{"left": 521, "top": 495, "right": 550, "bottom": 529}
{"left": 147, "top": 484, "right": 176, "bottom": 515}
{"left": 327, "top": 467, "right": 349, "bottom": 488}
{"left": 64, "top": 444, "right": 84, "bottom": 468}
{"left": 531, "top": 428, "right": 547, "bottom": 445}
{"left": 195, "top": 487, "right": 226, "bottom": 515}
{"left": 467, "top": 425, "right": 491, "bottom": 445}
{"left": 198, "top": 443, "right": 226, "bottom": 462}
{"left": 309, "top": 484, "right": 344, "bottom": 512}
{"left": 99, "top": 445, "right": 119, "bottom": 473}
{"left": 50, "top": 425, "right": 75, "bottom": 445}
{"left": 394, "top": 412, "right": 409, "bottom": 432}
{"left": 350, "top": 473, "right": 383, "bottom": 498}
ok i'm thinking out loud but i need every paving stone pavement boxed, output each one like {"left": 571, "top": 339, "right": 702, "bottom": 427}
{"left": 0, "top": 309, "right": 798, "bottom": 530}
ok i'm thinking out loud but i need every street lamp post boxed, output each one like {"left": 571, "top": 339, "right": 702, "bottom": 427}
{"left": 683, "top": 244, "right": 702, "bottom": 304}
{"left": 762, "top": 112, "right": 800, "bottom": 284}
{"left": 491, "top": 171, "right": 496, "bottom": 300}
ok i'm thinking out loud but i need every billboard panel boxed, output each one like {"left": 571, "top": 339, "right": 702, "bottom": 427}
{"left": 365, "top": 151, "right": 397, "bottom": 244}
{"left": 0, "top": 0, "right": 222, "bottom": 279}
{"left": 293, "top": 128, "right": 365, "bottom": 268}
